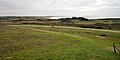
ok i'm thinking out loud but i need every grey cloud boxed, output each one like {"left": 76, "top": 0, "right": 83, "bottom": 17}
{"left": 0, "top": 0, "right": 120, "bottom": 18}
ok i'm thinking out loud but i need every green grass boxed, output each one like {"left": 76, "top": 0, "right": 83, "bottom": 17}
{"left": 0, "top": 25, "right": 120, "bottom": 60}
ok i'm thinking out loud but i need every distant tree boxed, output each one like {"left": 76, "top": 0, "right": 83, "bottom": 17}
{"left": 78, "top": 17, "right": 89, "bottom": 21}
{"left": 72, "top": 17, "right": 79, "bottom": 20}
{"left": 17, "top": 17, "right": 21, "bottom": 18}
{"left": 71, "top": 17, "right": 89, "bottom": 21}
{"left": 59, "top": 18, "right": 71, "bottom": 22}
{"left": 59, "top": 17, "right": 89, "bottom": 22}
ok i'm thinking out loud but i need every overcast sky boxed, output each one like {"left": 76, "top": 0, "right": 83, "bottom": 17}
{"left": 0, "top": 0, "right": 120, "bottom": 18}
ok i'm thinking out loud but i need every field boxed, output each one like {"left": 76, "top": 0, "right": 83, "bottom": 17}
{"left": 0, "top": 24, "right": 120, "bottom": 60}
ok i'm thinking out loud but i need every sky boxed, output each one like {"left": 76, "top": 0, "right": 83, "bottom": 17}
{"left": 0, "top": 0, "right": 120, "bottom": 18}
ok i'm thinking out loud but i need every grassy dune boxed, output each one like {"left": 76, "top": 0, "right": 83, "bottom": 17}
{"left": 0, "top": 25, "right": 120, "bottom": 60}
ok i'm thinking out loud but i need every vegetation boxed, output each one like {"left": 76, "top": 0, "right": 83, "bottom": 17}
{"left": 0, "top": 25, "right": 120, "bottom": 60}
{"left": 59, "top": 17, "right": 89, "bottom": 22}
{"left": 0, "top": 16, "right": 120, "bottom": 30}
{"left": 0, "top": 16, "right": 120, "bottom": 60}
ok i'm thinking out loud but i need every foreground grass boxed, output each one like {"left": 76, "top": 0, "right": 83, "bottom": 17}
{"left": 0, "top": 25, "right": 120, "bottom": 60}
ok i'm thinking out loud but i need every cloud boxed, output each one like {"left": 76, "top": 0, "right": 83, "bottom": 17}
{"left": 0, "top": 0, "right": 120, "bottom": 18}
